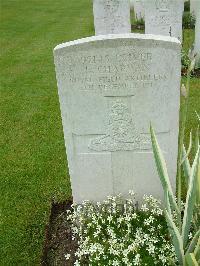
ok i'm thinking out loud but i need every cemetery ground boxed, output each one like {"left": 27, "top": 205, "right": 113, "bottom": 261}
{"left": 0, "top": 0, "right": 199, "bottom": 265}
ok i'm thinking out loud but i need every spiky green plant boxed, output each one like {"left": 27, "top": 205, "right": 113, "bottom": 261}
{"left": 150, "top": 125, "right": 200, "bottom": 266}
{"left": 150, "top": 58, "right": 200, "bottom": 266}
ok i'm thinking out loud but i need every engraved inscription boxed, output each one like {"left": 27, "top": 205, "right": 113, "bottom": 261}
{"left": 98, "top": 0, "right": 126, "bottom": 33}
{"left": 89, "top": 100, "right": 151, "bottom": 151}
{"left": 148, "top": 0, "right": 181, "bottom": 31}
{"left": 93, "top": 0, "right": 131, "bottom": 35}
{"left": 103, "top": 0, "right": 120, "bottom": 15}
{"left": 54, "top": 35, "right": 181, "bottom": 202}
{"left": 156, "top": 0, "right": 170, "bottom": 11}
{"left": 96, "top": 16, "right": 129, "bottom": 34}
{"left": 64, "top": 50, "right": 168, "bottom": 95}
{"left": 149, "top": 12, "right": 181, "bottom": 27}
{"left": 149, "top": 14, "right": 170, "bottom": 26}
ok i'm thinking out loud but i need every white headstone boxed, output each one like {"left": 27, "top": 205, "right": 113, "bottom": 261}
{"left": 133, "top": 0, "right": 145, "bottom": 20}
{"left": 190, "top": 0, "right": 199, "bottom": 17}
{"left": 54, "top": 34, "right": 181, "bottom": 203}
{"left": 194, "top": 1, "right": 200, "bottom": 66}
{"left": 93, "top": 0, "right": 131, "bottom": 35}
{"left": 130, "top": 0, "right": 135, "bottom": 10}
{"left": 144, "top": 0, "right": 183, "bottom": 41}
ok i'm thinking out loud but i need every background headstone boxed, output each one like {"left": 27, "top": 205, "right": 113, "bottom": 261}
{"left": 144, "top": 0, "right": 183, "bottom": 41}
{"left": 190, "top": 0, "right": 199, "bottom": 18}
{"left": 130, "top": 0, "right": 135, "bottom": 10}
{"left": 54, "top": 34, "right": 181, "bottom": 203}
{"left": 133, "top": 0, "right": 145, "bottom": 20}
{"left": 194, "top": 1, "right": 200, "bottom": 66}
{"left": 93, "top": 0, "right": 131, "bottom": 35}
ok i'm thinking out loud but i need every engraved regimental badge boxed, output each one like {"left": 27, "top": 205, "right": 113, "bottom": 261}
{"left": 89, "top": 100, "right": 151, "bottom": 152}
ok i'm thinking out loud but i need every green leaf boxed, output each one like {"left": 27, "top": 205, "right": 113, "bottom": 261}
{"left": 186, "top": 230, "right": 200, "bottom": 254}
{"left": 164, "top": 190, "right": 172, "bottom": 214}
{"left": 194, "top": 127, "right": 200, "bottom": 205}
{"left": 167, "top": 257, "right": 177, "bottom": 266}
{"left": 194, "top": 126, "right": 199, "bottom": 154}
{"left": 195, "top": 111, "right": 200, "bottom": 122}
{"left": 182, "top": 146, "right": 200, "bottom": 248}
{"left": 194, "top": 237, "right": 200, "bottom": 258}
{"left": 181, "top": 131, "right": 192, "bottom": 165}
{"left": 150, "top": 125, "right": 179, "bottom": 215}
{"left": 185, "top": 253, "right": 198, "bottom": 266}
{"left": 165, "top": 209, "right": 184, "bottom": 265}
{"left": 182, "top": 144, "right": 191, "bottom": 187}
{"left": 196, "top": 152, "right": 200, "bottom": 205}
{"left": 189, "top": 58, "right": 196, "bottom": 73}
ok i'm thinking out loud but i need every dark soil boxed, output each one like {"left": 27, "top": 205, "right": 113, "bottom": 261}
{"left": 41, "top": 199, "right": 78, "bottom": 266}
{"left": 131, "top": 24, "right": 194, "bottom": 31}
{"left": 131, "top": 24, "right": 144, "bottom": 31}
{"left": 181, "top": 68, "right": 200, "bottom": 78}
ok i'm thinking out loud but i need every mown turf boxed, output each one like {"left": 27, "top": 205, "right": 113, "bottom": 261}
{"left": 0, "top": 1, "right": 94, "bottom": 265}
{"left": 181, "top": 25, "right": 199, "bottom": 156}
{"left": 0, "top": 1, "right": 199, "bottom": 265}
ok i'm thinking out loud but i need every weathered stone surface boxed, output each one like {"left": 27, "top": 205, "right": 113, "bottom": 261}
{"left": 93, "top": 0, "right": 131, "bottom": 35}
{"left": 130, "top": 0, "right": 135, "bottom": 10}
{"left": 133, "top": 0, "right": 145, "bottom": 20}
{"left": 54, "top": 34, "right": 181, "bottom": 203}
{"left": 144, "top": 0, "right": 183, "bottom": 41}
{"left": 190, "top": 0, "right": 199, "bottom": 17}
{"left": 194, "top": 1, "right": 200, "bottom": 66}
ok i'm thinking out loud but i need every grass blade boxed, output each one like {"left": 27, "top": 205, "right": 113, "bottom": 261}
{"left": 182, "top": 146, "right": 200, "bottom": 248}
{"left": 195, "top": 111, "right": 200, "bottom": 122}
{"left": 182, "top": 144, "right": 191, "bottom": 187}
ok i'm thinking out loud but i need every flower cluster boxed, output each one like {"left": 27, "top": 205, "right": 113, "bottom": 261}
{"left": 65, "top": 192, "right": 177, "bottom": 265}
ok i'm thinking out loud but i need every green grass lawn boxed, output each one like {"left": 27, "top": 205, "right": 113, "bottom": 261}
{"left": 0, "top": 1, "right": 199, "bottom": 265}
{"left": 0, "top": 1, "right": 94, "bottom": 265}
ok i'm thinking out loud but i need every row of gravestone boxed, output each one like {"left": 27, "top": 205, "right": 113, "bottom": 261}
{"left": 94, "top": 0, "right": 200, "bottom": 46}
{"left": 93, "top": 0, "right": 183, "bottom": 41}
{"left": 53, "top": 0, "right": 199, "bottom": 203}
{"left": 130, "top": 0, "right": 199, "bottom": 21}
{"left": 194, "top": 1, "right": 200, "bottom": 65}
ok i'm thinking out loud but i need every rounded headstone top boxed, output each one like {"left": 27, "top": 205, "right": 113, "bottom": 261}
{"left": 54, "top": 33, "right": 181, "bottom": 53}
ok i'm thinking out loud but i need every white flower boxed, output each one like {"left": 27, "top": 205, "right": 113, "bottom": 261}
{"left": 107, "top": 215, "right": 112, "bottom": 223}
{"left": 113, "top": 260, "right": 119, "bottom": 266}
{"left": 188, "top": 232, "right": 193, "bottom": 240}
{"left": 64, "top": 253, "right": 70, "bottom": 260}
{"left": 141, "top": 204, "right": 149, "bottom": 212}
{"left": 94, "top": 255, "right": 100, "bottom": 261}
{"left": 93, "top": 231, "right": 99, "bottom": 238}
{"left": 97, "top": 201, "right": 101, "bottom": 207}
{"left": 147, "top": 243, "right": 155, "bottom": 254}
{"left": 129, "top": 190, "right": 135, "bottom": 196}
{"left": 132, "top": 212, "right": 137, "bottom": 219}
{"left": 133, "top": 254, "right": 140, "bottom": 265}
{"left": 122, "top": 257, "right": 129, "bottom": 264}
{"left": 144, "top": 215, "right": 154, "bottom": 226}
{"left": 68, "top": 192, "right": 176, "bottom": 265}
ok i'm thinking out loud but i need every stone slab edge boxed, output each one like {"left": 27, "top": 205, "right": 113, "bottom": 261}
{"left": 54, "top": 33, "right": 181, "bottom": 54}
